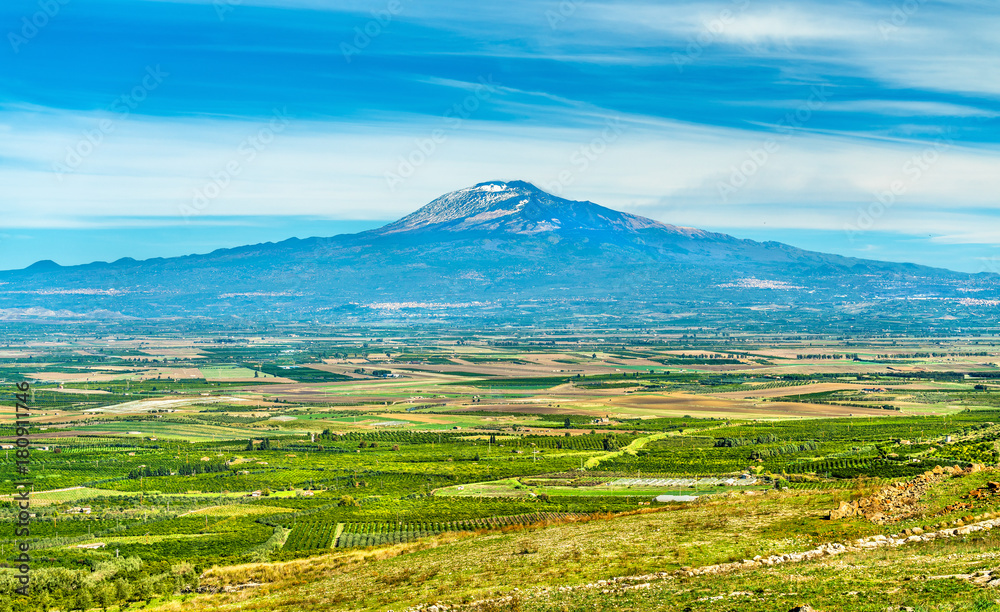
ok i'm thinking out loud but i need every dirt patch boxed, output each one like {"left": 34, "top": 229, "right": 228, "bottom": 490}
{"left": 48, "top": 388, "right": 113, "bottom": 395}
{"left": 447, "top": 403, "right": 573, "bottom": 415}
{"left": 608, "top": 393, "right": 890, "bottom": 418}
{"left": 710, "top": 383, "right": 859, "bottom": 399}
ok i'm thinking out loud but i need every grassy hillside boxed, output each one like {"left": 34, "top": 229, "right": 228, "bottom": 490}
{"left": 145, "top": 477, "right": 1000, "bottom": 611}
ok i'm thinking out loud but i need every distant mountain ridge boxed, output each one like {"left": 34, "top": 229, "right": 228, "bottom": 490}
{"left": 0, "top": 180, "right": 996, "bottom": 327}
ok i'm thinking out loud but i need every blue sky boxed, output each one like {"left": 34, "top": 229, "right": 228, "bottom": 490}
{"left": 1, "top": 0, "right": 998, "bottom": 271}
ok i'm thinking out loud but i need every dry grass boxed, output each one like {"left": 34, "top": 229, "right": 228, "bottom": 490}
{"left": 165, "top": 490, "right": 862, "bottom": 612}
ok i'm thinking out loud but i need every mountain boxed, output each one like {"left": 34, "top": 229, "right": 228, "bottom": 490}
{"left": 374, "top": 180, "right": 682, "bottom": 236}
{"left": 0, "top": 180, "right": 996, "bottom": 329}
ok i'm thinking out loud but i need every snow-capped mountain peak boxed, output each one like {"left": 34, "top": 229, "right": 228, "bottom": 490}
{"left": 373, "top": 180, "right": 701, "bottom": 237}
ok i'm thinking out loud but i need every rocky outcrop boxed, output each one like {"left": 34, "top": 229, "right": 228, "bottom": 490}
{"left": 828, "top": 465, "right": 986, "bottom": 524}
{"left": 941, "top": 479, "right": 1000, "bottom": 515}
{"left": 929, "top": 569, "right": 1000, "bottom": 588}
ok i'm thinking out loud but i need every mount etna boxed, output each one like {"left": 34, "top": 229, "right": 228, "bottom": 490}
{"left": 1, "top": 181, "right": 996, "bottom": 329}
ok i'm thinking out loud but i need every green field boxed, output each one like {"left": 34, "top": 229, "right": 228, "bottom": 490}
{"left": 56, "top": 420, "right": 303, "bottom": 441}
{"left": 199, "top": 366, "right": 272, "bottom": 379}
{"left": 3, "top": 331, "right": 1000, "bottom": 610}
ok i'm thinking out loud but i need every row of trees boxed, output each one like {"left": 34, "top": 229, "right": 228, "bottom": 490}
{"left": 245, "top": 437, "right": 273, "bottom": 451}
{"left": 127, "top": 461, "right": 228, "bottom": 479}
{"left": 714, "top": 433, "right": 789, "bottom": 447}
{"left": 0, "top": 557, "right": 198, "bottom": 612}
{"left": 748, "top": 441, "right": 819, "bottom": 460}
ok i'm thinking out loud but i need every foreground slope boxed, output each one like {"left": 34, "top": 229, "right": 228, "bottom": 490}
{"left": 154, "top": 474, "right": 1000, "bottom": 612}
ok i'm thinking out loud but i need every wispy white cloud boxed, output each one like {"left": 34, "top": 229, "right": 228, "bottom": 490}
{"left": 794, "top": 100, "right": 998, "bottom": 118}
{"left": 582, "top": 1, "right": 1000, "bottom": 98}
{"left": 931, "top": 231, "right": 1000, "bottom": 246}
{"left": 591, "top": 3, "right": 873, "bottom": 45}
{"left": 2, "top": 104, "right": 999, "bottom": 240}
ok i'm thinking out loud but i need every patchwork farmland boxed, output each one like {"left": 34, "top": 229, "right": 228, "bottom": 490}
{"left": 3, "top": 328, "right": 1000, "bottom": 610}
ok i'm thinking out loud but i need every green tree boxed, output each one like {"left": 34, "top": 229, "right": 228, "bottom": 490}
{"left": 134, "top": 578, "right": 154, "bottom": 607}
{"left": 155, "top": 576, "right": 175, "bottom": 602}
{"left": 73, "top": 587, "right": 94, "bottom": 612}
{"left": 37, "top": 592, "right": 54, "bottom": 612}
{"left": 113, "top": 578, "right": 132, "bottom": 610}
{"left": 170, "top": 562, "right": 199, "bottom": 592}
{"left": 95, "top": 583, "right": 116, "bottom": 612}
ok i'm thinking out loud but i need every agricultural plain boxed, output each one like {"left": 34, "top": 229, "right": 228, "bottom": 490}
{"left": 3, "top": 326, "right": 1000, "bottom": 610}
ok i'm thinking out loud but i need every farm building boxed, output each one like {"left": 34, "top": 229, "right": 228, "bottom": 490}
{"left": 654, "top": 495, "right": 698, "bottom": 503}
